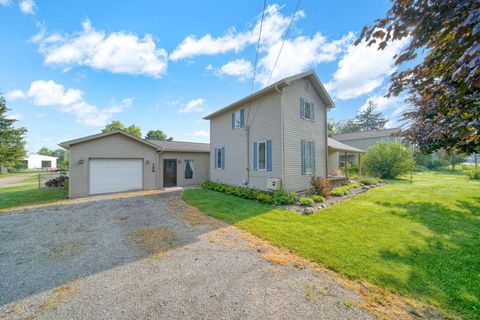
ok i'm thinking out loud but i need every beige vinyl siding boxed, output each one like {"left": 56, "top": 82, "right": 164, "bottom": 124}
{"left": 157, "top": 151, "right": 209, "bottom": 188}
{"left": 328, "top": 151, "right": 340, "bottom": 175}
{"left": 282, "top": 78, "right": 328, "bottom": 192}
{"left": 339, "top": 136, "right": 400, "bottom": 151}
{"left": 68, "top": 133, "right": 157, "bottom": 198}
{"left": 209, "top": 91, "right": 282, "bottom": 190}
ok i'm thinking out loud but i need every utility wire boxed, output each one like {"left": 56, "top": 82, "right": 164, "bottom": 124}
{"left": 266, "top": 0, "right": 301, "bottom": 86}
{"left": 246, "top": 0, "right": 267, "bottom": 125}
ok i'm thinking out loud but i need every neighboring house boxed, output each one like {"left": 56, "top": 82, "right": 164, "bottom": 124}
{"left": 332, "top": 128, "right": 402, "bottom": 165}
{"left": 204, "top": 70, "right": 338, "bottom": 192}
{"left": 23, "top": 154, "right": 58, "bottom": 170}
{"left": 59, "top": 130, "right": 209, "bottom": 198}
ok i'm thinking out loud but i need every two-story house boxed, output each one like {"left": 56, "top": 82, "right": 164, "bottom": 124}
{"left": 203, "top": 70, "right": 335, "bottom": 192}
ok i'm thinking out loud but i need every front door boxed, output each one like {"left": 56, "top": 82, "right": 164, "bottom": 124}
{"left": 163, "top": 159, "right": 177, "bottom": 187}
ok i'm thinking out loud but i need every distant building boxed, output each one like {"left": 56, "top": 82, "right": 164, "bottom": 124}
{"left": 23, "top": 154, "right": 58, "bottom": 169}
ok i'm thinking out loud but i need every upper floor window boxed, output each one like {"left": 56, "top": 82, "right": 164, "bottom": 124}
{"left": 300, "top": 98, "right": 314, "bottom": 121}
{"left": 232, "top": 109, "right": 244, "bottom": 129}
{"left": 304, "top": 79, "right": 310, "bottom": 92}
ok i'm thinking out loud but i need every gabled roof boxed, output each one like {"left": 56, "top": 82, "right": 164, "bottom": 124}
{"left": 203, "top": 70, "right": 334, "bottom": 120}
{"left": 59, "top": 129, "right": 210, "bottom": 153}
{"left": 332, "top": 128, "right": 401, "bottom": 142}
{"left": 148, "top": 140, "right": 210, "bottom": 153}
{"left": 327, "top": 138, "right": 365, "bottom": 153}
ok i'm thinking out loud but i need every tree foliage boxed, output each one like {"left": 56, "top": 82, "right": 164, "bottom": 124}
{"left": 0, "top": 97, "right": 27, "bottom": 168}
{"left": 439, "top": 150, "right": 468, "bottom": 171}
{"left": 145, "top": 130, "right": 173, "bottom": 141}
{"left": 101, "top": 120, "right": 142, "bottom": 138}
{"left": 357, "top": 0, "right": 480, "bottom": 154}
{"left": 331, "top": 101, "right": 389, "bottom": 135}
{"left": 363, "top": 141, "right": 413, "bottom": 178}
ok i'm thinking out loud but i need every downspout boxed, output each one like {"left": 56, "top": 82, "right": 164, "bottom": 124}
{"left": 324, "top": 106, "right": 329, "bottom": 178}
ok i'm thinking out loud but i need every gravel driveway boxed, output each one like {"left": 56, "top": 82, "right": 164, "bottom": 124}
{"left": 0, "top": 191, "right": 375, "bottom": 320}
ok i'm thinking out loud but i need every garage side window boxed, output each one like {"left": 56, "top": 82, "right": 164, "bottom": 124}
{"left": 184, "top": 160, "right": 194, "bottom": 179}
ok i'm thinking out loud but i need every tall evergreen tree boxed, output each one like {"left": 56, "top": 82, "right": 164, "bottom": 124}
{"left": 353, "top": 101, "right": 388, "bottom": 131}
{"left": 0, "top": 96, "right": 27, "bottom": 169}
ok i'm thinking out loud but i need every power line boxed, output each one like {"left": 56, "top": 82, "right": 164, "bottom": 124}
{"left": 266, "top": 0, "right": 301, "bottom": 86}
{"left": 246, "top": 0, "right": 267, "bottom": 126}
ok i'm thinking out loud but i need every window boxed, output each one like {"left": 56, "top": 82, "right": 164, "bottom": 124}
{"left": 257, "top": 141, "right": 266, "bottom": 171}
{"left": 184, "top": 160, "right": 194, "bottom": 179}
{"left": 301, "top": 140, "right": 315, "bottom": 175}
{"left": 304, "top": 79, "right": 310, "bottom": 92}
{"left": 215, "top": 147, "right": 224, "bottom": 169}
{"left": 304, "top": 101, "right": 313, "bottom": 120}
{"left": 232, "top": 109, "right": 244, "bottom": 129}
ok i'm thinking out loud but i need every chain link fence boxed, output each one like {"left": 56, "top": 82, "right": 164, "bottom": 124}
{"left": 38, "top": 171, "right": 69, "bottom": 189}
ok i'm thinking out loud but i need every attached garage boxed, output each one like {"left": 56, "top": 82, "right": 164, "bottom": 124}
{"left": 60, "top": 130, "right": 210, "bottom": 198}
{"left": 89, "top": 159, "right": 143, "bottom": 195}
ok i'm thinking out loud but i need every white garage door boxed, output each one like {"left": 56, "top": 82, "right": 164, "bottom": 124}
{"left": 89, "top": 159, "right": 143, "bottom": 195}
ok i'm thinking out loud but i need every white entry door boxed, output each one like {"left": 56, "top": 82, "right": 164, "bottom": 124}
{"left": 89, "top": 159, "right": 143, "bottom": 195}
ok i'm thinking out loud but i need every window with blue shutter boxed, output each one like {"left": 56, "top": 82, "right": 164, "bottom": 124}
{"left": 221, "top": 147, "right": 225, "bottom": 169}
{"left": 215, "top": 147, "right": 225, "bottom": 170}
{"left": 232, "top": 109, "right": 244, "bottom": 129}
{"left": 300, "top": 98, "right": 305, "bottom": 119}
{"left": 214, "top": 147, "right": 218, "bottom": 169}
{"left": 253, "top": 142, "right": 258, "bottom": 171}
{"left": 240, "top": 109, "right": 244, "bottom": 128}
{"left": 266, "top": 140, "right": 272, "bottom": 172}
{"left": 301, "top": 140, "right": 305, "bottom": 175}
{"left": 301, "top": 140, "right": 315, "bottom": 175}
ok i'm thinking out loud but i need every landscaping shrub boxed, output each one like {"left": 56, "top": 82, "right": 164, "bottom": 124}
{"left": 465, "top": 169, "right": 480, "bottom": 180}
{"left": 201, "top": 180, "right": 271, "bottom": 202}
{"left": 310, "top": 176, "right": 331, "bottom": 197}
{"left": 272, "top": 188, "right": 297, "bottom": 205}
{"left": 330, "top": 182, "right": 363, "bottom": 197}
{"left": 45, "top": 175, "right": 69, "bottom": 188}
{"left": 299, "top": 196, "right": 314, "bottom": 207}
{"left": 255, "top": 193, "right": 273, "bottom": 204}
{"left": 363, "top": 142, "right": 414, "bottom": 179}
{"left": 310, "top": 195, "right": 325, "bottom": 203}
{"left": 359, "top": 177, "right": 380, "bottom": 185}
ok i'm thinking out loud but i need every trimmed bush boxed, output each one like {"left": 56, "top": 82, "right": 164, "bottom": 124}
{"left": 359, "top": 177, "right": 380, "bottom": 185}
{"left": 299, "top": 196, "right": 314, "bottom": 207}
{"left": 363, "top": 142, "right": 414, "bottom": 179}
{"left": 202, "top": 180, "right": 273, "bottom": 203}
{"left": 256, "top": 193, "right": 273, "bottom": 204}
{"left": 330, "top": 182, "right": 363, "bottom": 197}
{"left": 272, "top": 188, "right": 297, "bottom": 205}
{"left": 310, "top": 176, "right": 331, "bottom": 197}
{"left": 310, "top": 195, "right": 325, "bottom": 203}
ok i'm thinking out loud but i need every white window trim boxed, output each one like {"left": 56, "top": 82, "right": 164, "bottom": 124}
{"left": 233, "top": 111, "right": 241, "bottom": 129}
{"left": 304, "top": 140, "right": 313, "bottom": 174}
{"left": 184, "top": 160, "right": 194, "bottom": 179}
{"left": 216, "top": 148, "right": 223, "bottom": 169}
{"left": 303, "top": 100, "right": 313, "bottom": 120}
{"left": 257, "top": 141, "right": 267, "bottom": 171}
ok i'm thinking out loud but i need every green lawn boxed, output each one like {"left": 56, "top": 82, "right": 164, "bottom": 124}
{"left": 183, "top": 172, "right": 480, "bottom": 319}
{"left": 0, "top": 184, "right": 67, "bottom": 210}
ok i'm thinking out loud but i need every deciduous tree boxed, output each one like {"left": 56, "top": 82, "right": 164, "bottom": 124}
{"left": 145, "top": 130, "right": 173, "bottom": 141}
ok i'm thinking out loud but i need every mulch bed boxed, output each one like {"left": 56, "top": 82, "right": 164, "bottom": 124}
{"left": 282, "top": 183, "right": 386, "bottom": 214}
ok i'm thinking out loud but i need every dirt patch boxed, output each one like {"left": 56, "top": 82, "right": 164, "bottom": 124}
{"left": 46, "top": 240, "right": 85, "bottom": 261}
{"left": 1, "top": 283, "right": 80, "bottom": 320}
{"left": 114, "top": 215, "right": 129, "bottom": 221}
{"left": 124, "top": 227, "right": 178, "bottom": 258}
{"left": 167, "top": 198, "right": 221, "bottom": 227}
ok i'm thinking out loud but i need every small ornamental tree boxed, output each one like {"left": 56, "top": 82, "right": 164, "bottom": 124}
{"left": 363, "top": 142, "right": 413, "bottom": 179}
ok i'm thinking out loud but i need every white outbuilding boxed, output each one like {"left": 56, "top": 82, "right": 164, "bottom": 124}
{"left": 23, "top": 154, "right": 58, "bottom": 170}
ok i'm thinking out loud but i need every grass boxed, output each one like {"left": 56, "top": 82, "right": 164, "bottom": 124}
{"left": 0, "top": 183, "right": 67, "bottom": 210}
{"left": 183, "top": 171, "right": 480, "bottom": 319}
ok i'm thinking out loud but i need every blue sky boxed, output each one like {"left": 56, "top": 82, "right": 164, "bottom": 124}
{"left": 0, "top": 0, "right": 409, "bottom": 152}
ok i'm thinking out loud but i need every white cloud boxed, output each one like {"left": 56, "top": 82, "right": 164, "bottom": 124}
{"left": 8, "top": 113, "right": 23, "bottom": 121}
{"left": 5, "top": 89, "right": 26, "bottom": 101}
{"left": 359, "top": 94, "right": 404, "bottom": 112}
{"left": 325, "top": 37, "right": 409, "bottom": 100}
{"left": 179, "top": 98, "right": 206, "bottom": 113}
{"left": 32, "top": 20, "right": 168, "bottom": 78}
{"left": 9, "top": 80, "right": 132, "bottom": 126}
{"left": 0, "top": 0, "right": 11, "bottom": 6}
{"left": 188, "top": 130, "right": 209, "bottom": 137}
{"left": 19, "top": 0, "right": 34, "bottom": 14}
{"left": 217, "top": 59, "right": 253, "bottom": 81}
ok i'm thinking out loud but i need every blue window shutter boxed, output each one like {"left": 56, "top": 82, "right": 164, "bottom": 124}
{"left": 266, "top": 140, "right": 272, "bottom": 172}
{"left": 240, "top": 109, "right": 244, "bottom": 128}
{"left": 311, "top": 103, "right": 314, "bottom": 121}
{"left": 300, "top": 98, "right": 305, "bottom": 119}
{"left": 301, "top": 139, "right": 305, "bottom": 175}
{"left": 214, "top": 147, "right": 218, "bottom": 169}
{"left": 253, "top": 142, "right": 258, "bottom": 171}
{"left": 221, "top": 147, "right": 225, "bottom": 169}
{"left": 231, "top": 113, "right": 235, "bottom": 130}
{"left": 311, "top": 141, "right": 316, "bottom": 175}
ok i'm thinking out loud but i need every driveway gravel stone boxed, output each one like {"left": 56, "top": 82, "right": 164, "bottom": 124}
{"left": 0, "top": 192, "right": 375, "bottom": 320}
